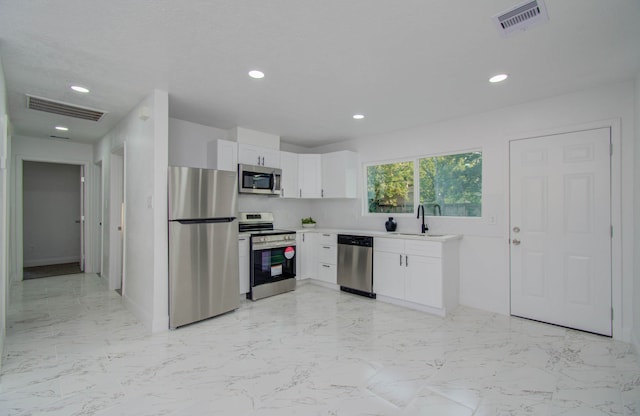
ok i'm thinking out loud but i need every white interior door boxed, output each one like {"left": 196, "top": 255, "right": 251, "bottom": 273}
{"left": 509, "top": 127, "right": 611, "bottom": 336}
{"left": 79, "top": 165, "right": 85, "bottom": 271}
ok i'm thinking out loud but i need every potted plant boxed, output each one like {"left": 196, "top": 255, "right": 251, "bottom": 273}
{"left": 301, "top": 217, "right": 317, "bottom": 228}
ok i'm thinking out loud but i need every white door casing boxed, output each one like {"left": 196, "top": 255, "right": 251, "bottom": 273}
{"left": 509, "top": 127, "right": 612, "bottom": 336}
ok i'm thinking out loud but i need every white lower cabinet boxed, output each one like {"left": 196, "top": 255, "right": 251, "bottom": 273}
{"left": 373, "top": 237, "right": 458, "bottom": 315}
{"left": 238, "top": 235, "right": 250, "bottom": 294}
{"left": 316, "top": 233, "right": 337, "bottom": 284}
{"left": 373, "top": 249, "right": 405, "bottom": 299}
{"left": 297, "top": 231, "right": 318, "bottom": 280}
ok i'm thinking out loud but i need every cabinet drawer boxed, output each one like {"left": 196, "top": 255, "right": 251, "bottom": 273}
{"left": 404, "top": 240, "right": 441, "bottom": 257}
{"left": 318, "top": 244, "right": 337, "bottom": 264}
{"left": 318, "top": 263, "right": 337, "bottom": 284}
{"left": 374, "top": 237, "right": 404, "bottom": 253}
{"left": 319, "top": 233, "right": 336, "bottom": 246}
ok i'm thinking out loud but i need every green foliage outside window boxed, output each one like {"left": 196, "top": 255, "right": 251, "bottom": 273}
{"left": 366, "top": 151, "right": 482, "bottom": 217}
{"left": 419, "top": 152, "right": 482, "bottom": 217}
{"left": 367, "top": 161, "right": 414, "bottom": 213}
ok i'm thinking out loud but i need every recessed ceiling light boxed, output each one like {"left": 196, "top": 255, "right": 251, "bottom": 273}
{"left": 248, "top": 70, "right": 265, "bottom": 79}
{"left": 353, "top": 114, "right": 365, "bottom": 120}
{"left": 71, "top": 85, "right": 90, "bottom": 93}
{"left": 55, "top": 126, "right": 69, "bottom": 131}
{"left": 489, "top": 74, "right": 508, "bottom": 83}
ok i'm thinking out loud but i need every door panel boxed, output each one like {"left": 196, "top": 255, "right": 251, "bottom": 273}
{"left": 510, "top": 127, "right": 611, "bottom": 336}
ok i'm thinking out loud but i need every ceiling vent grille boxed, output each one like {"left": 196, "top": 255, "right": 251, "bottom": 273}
{"left": 493, "top": 0, "right": 549, "bottom": 37}
{"left": 27, "top": 95, "right": 106, "bottom": 121}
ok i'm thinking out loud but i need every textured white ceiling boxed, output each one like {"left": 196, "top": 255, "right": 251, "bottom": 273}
{"left": 1, "top": 0, "right": 639, "bottom": 147}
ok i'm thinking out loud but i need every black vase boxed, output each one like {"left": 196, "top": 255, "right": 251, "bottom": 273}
{"left": 385, "top": 217, "right": 397, "bottom": 232}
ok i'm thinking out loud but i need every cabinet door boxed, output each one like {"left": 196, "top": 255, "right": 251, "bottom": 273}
{"left": 238, "top": 236, "right": 250, "bottom": 294}
{"left": 299, "top": 232, "right": 318, "bottom": 280}
{"left": 238, "top": 143, "right": 262, "bottom": 166}
{"left": 280, "top": 151, "right": 299, "bottom": 198}
{"left": 298, "top": 154, "right": 322, "bottom": 198}
{"left": 318, "top": 263, "right": 337, "bottom": 284}
{"left": 321, "top": 151, "right": 357, "bottom": 198}
{"left": 207, "top": 140, "right": 237, "bottom": 171}
{"left": 373, "top": 250, "right": 404, "bottom": 299}
{"left": 261, "top": 147, "right": 281, "bottom": 168}
{"left": 405, "top": 255, "right": 442, "bottom": 308}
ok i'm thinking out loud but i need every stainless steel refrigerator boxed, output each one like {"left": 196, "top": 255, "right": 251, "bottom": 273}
{"left": 168, "top": 166, "right": 239, "bottom": 329}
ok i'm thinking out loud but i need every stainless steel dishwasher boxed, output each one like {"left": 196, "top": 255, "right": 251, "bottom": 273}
{"left": 337, "top": 234, "right": 375, "bottom": 298}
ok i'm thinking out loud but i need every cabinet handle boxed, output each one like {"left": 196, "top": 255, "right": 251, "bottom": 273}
{"left": 257, "top": 156, "right": 261, "bottom": 165}
{"left": 302, "top": 234, "right": 305, "bottom": 242}
{"left": 405, "top": 255, "right": 408, "bottom": 267}
{"left": 323, "top": 246, "right": 330, "bottom": 249}
{"left": 261, "top": 156, "right": 265, "bottom": 166}
{"left": 299, "top": 189, "right": 302, "bottom": 198}
{"left": 322, "top": 264, "right": 330, "bottom": 268}
{"left": 399, "top": 254, "right": 402, "bottom": 266}
{"left": 281, "top": 188, "right": 284, "bottom": 197}
{"left": 323, "top": 234, "right": 330, "bottom": 237}
{"left": 321, "top": 189, "right": 324, "bottom": 198}
{"left": 239, "top": 238, "right": 246, "bottom": 241}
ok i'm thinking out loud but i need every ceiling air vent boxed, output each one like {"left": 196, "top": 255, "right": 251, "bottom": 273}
{"left": 493, "top": 0, "right": 549, "bottom": 38}
{"left": 27, "top": 95, "right": 106, "bottom": 122}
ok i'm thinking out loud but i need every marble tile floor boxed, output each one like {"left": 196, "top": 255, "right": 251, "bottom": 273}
{"left": 1, "top": 274, "right": 639, "bottom": 416}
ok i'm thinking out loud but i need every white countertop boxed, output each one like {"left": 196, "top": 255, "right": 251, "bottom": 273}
{"left": 293, "top": 227, "right": 462, "bottom": 242}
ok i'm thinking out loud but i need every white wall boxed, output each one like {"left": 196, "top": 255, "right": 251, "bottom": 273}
{"left": 168, "top": 118, "right": 228, "bottom": 168}
{"left": 0, "top": 56, "right": 10, "bottom": 367}
{"left": 95, "top": 90, "right": 169, "bottom": 332}
{"left": 312, "top": 80, "right": 636, "bottom": 341}
{"left": 22, "top": 161, "right": 81, "bottom": 267}
{"left": 11, "top": 136, "right": 95, "bottom": 281}
{"left": 634, "top": 72, "right": 640, "bottom": 353}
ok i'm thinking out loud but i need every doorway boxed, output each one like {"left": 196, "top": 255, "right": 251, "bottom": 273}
{"left": 509, "top": 127, "right": 612, "bottom": 336}
{"left": 22, "top": 161, "right": 84, "bottom": 279}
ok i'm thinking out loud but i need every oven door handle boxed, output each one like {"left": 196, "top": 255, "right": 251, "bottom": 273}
{"left": 252, "top": 241, "right": 296, "bottom": 251}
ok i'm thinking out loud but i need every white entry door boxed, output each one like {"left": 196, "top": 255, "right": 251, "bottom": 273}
{"left": 509, "top": 127, "right": 611, "bottom": 336}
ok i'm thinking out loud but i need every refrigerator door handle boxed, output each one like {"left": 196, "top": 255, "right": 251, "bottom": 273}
{"left": 174, "top": 217, "right": 236, "bottom": 225}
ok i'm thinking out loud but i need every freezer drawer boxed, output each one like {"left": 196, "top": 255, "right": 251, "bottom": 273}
{"left": 169, "top": 221, "right": 239, "bottom": 328}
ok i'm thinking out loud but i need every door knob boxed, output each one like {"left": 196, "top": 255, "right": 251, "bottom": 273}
{"left": 513, "top": 226, "right": 520, "bottom": 233}
{"left": 512, "top": 239, "right": 521, "bottom": 245}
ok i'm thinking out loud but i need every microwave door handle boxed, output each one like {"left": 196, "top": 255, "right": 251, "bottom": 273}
{"left": 271, "top": 172, "right": 276, "bottom": 192}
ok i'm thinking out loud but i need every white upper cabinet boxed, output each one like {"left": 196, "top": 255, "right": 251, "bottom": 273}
{"left": 321, "top": 151, "right": 358, "bottom": 198}
{"left": 207, "top": 139, "right": 237, "bottom": 171}
{"left": 298, "top": 154, "right": 322, "bottom": 198}
{"left": 238, "top": 143, "right": 281, "bottom": 168}
{"left": 280, "top": 151, "right": 299, "bottom": 199}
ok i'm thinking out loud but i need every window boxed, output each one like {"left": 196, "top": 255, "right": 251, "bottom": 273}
{"left": 419, "top": 151, "right": 482, "bottom": 217}
{"left": 365, "top": 151, "right": 482, "bottom": 217}
{"left": 366, "top": 161, "right": 414, "bottom": 213}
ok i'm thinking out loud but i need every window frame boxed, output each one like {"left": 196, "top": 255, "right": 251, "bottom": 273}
{"left": 362, "top": 148, "right": 483, "bottom": 218}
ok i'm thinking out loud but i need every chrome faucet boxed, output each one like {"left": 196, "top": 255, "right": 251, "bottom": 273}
{"left": 417, "top": 204, "right": 428, "bottom": 233}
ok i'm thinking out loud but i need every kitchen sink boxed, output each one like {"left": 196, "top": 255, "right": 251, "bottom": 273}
{"left": 391, "top": 232, "right": 445, "bottom": 237}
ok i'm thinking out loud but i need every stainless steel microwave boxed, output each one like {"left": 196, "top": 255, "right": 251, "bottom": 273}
{"left": 238, "top": 164, "right": 282, "bottom": 195}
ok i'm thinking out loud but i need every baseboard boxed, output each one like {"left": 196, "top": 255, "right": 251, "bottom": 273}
{"left": 122, "top": 292, "right": 152, "bottom": 332}
{"left": 632, "top": 330, "right": 640, "bottom": 357}
{"left": 122, "top": 291, "right": 169, "bottom": 333}
{"left": 151, "top": 314, "right": 169, "bottom": 333}
{"left": 23, "top": 256, "right": 80, "bottom": 268}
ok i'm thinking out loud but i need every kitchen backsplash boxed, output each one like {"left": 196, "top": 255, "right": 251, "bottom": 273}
{"left": 237, "top": 194, "right": 314, "bottom": 229}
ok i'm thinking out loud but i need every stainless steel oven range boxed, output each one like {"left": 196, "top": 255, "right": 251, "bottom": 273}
{"left": 239, "top": 212, "right": 296, "bottom": 301}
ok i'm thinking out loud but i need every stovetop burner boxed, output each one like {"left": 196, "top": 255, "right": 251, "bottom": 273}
{"left": 238, "top": 212, "right": 295, "bottom": 236}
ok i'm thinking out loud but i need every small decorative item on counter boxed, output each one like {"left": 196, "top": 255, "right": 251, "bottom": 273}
{"left": 385, "top": 217, "right": 397, "bottom": 232}
{"left": 301, "top": 217, "right": 317, "bottom": 228}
